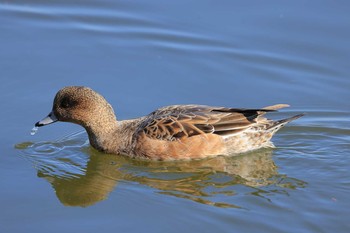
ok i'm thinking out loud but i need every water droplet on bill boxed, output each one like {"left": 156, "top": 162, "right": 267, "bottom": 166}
{"left": 31, "top": 126, "right": 39, "bottom": 135}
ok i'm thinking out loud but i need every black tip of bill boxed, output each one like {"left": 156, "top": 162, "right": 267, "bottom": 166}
{"left": 35, "top": 121, "right": 43, "bottom": 127}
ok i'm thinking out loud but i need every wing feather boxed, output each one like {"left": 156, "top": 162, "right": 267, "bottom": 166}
{"left": 137, "top": 105, "right": 277, "bottom": 141}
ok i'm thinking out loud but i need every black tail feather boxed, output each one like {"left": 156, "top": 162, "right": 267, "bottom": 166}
{"left": 267, "top": 113, "right": 305, "bottom": 130}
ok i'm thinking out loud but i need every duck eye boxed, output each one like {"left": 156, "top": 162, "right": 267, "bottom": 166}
{"left": 60, "top": 97, "right": 77, "bottom": 109}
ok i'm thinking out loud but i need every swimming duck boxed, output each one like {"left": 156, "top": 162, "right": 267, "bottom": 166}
{"left": 35, "top": 86, "right": 303, "bottom": 160}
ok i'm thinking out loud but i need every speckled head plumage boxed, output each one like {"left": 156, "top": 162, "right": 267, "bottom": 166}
{"left": 36, "top": 86, "right": 116, "bottom": 128}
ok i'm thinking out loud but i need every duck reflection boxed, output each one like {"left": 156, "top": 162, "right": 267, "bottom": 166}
{"left": 18, "top": 136, "right": 306, "bottom": 208}
{"left": 34, "top": 148, "right": 295, "bottom": 208}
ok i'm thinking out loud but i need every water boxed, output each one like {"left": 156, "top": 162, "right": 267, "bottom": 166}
{"left": 30, "top": 126, "right": 39, "bottom": 135}
{"left": 1, "top": 0, "right": 350, "bottom": 233}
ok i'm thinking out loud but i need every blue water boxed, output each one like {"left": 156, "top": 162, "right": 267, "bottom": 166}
{"left": 1, "top": 1, "right": 350, "bottom": 232}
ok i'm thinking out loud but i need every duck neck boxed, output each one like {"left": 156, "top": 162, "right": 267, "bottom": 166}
{"left": 83, "top": 115, "right": 120, "bottom": 153}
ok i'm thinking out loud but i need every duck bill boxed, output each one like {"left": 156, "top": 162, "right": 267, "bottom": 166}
{"left": 35, "top": 111, "right": 58, "bottom": 127}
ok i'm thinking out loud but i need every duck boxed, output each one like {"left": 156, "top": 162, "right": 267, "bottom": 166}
{"left": 34, "top": 86, "right": 303, "bottom": 160}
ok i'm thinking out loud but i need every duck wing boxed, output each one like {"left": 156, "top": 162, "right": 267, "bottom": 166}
{"left": 137, "top": 105, "right": 277, "bottom": 141}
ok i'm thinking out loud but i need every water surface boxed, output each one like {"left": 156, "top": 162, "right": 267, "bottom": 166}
{"left": 1, "top": 1, "right": 350, "bottom": 233}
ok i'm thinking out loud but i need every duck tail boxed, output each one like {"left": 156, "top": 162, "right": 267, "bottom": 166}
{"left": 267, "top": 113, "right": 305, "bottom": 131}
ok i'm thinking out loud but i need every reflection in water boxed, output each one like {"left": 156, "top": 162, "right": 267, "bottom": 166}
{"left": 16, "top": 132, "right": 306, "bottom": 208}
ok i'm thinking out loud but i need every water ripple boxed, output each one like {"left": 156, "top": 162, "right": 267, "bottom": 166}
{"left": 1, "top": 0, "right": 340, "bottom": 85}
{"left": 16, "top": 131, "right": 89, "bottom": 179}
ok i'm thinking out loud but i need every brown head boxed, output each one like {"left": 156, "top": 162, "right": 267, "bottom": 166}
{"left": 35, "top": 86, "right": 117, "bottom": 131}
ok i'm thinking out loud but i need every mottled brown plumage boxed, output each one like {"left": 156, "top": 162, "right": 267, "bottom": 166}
{"left": 35, "top": 86, "right": 303, "bottom": 160}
